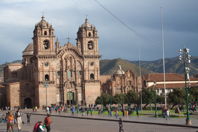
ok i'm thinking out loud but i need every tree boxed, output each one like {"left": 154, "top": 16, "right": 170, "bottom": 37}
{"left": 168, "top": 88, "right": 185, "bottom": 108}
{"left": 95, "top": 96, "right": 102, "bottom": 105}
{"left": 156, "top": 95, "right": 164, "bottom": 104}
{"left": 113, "top": 93, "right": 126, "bottom": 104}
{"left": 125, "top": 90, "right": 138, "bottom": 105}
{"left": 95, "top": 93, "right": 112, "bottom": 106}
{"left": 190, "top": 87, "right": 198, "bottom": 103}
{"left": 142, "top": 88, "right": 155, "bottom": 108}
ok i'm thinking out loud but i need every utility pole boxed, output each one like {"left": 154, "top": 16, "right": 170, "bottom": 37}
{"left": 179, "top": 48, "right": 192, "bottom": 126}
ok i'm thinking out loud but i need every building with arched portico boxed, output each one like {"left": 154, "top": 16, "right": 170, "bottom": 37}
{"left": 3, "top": 17, "right": 101, "bottom": 108}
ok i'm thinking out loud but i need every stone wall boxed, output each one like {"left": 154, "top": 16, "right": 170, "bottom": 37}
{"left": 85, "top": 81, "right": 100, "bottom": 105}
{"left": 7, "top": 82, "right": 20, "bottom": 107}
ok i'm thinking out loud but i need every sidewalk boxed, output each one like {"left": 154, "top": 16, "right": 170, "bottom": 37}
{"left": 30, "top": 110, "right": 198, "bottom": 128}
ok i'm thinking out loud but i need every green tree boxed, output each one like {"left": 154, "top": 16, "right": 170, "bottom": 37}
{"left": 190, "top": 87, "right": 198, "bottom": 103}
{"left": 95, "top": 96, "right": 102, "bottom": 105}
{"left": 95, "top": 93, "right": 112, "bottom": 106}
{"left": 142, "top": 88, "right": 155, "bottom": 108}
{"left": 113, "top": 93, "right": 126, "bottom": 104}
{"left": 156, "top": 95, "right": 164, "bottom": 104}
{"left": 168, "top": 88, "right": 185, "bottom": 108}
{"left": 125, "top": 90, "right": 138, "bottom": 105}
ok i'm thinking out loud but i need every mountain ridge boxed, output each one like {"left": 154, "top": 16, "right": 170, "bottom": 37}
{"left": 0, "top": 57, "right": 198, "bottom": 80}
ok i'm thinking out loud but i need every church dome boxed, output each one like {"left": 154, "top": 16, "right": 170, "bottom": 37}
{"left": 23, "top": 43, "right": 33, "bottom": 56}
{"left": 80, "top": 18, "right": 94, "bottom": 28}
{"left": 115, "top": 65, "right": 125, "bottom": 75}
{"left": 35, "top": 16, "right": 52, "bottom": 29}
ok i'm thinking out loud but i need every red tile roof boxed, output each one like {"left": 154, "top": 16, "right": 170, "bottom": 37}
{"left": 154, "top": 83, "right": 198, "bottom": 89}
{"left": 143, "top": 73, "right": 198, "bottom": 82}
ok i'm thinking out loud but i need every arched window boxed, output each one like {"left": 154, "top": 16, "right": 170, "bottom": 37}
{"left": 43, "top": 40, "right": 50, "bottom": 49}
{"left": 44, "top": 31, "right": 47, "bottom": 35}
{"left": 45, "top": 74, "right": 49, "bottom": 81}
{"left": 67, "top": 70, "right": 72, "bottom": 78}
{"left": 88, "top": 32, "right": 92, "bottom": 37}
{"left": 90, "top": 73, "right": 95, "bottom": 80}
{"left": 90, "top": 62, "right": 94, "bottom": 66}
{"left": 88, "top": 41, "right": 94, "bottom": 50}
{"left": 30, "top": 57, "right": 34, "bottom": 63}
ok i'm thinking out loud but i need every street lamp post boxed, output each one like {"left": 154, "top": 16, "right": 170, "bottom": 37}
{"left": 43, "top": 81, "right": 48, "bottom": 106}
{"left": 63, "top": 81, "right": 67, "bottom": 105}
{"left": 179, "top": 48, "right": 192, "bottom": 126}
{"left": 153, "top": 82, "right": 157, "bottom": 118}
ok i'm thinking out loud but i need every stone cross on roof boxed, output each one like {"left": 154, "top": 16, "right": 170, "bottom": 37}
{"left": 118, "top": 65, "right": 122, "bottom": 70}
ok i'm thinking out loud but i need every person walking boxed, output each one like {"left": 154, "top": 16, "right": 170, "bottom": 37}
{"left": 6, "top": 111, "right": 14, "bottom": 132}
{"left": 44, "top": 114, "right": 52, "bottom": 132}
{"left": 71, "top": 105, "right": 75, "bottom": 115}
{"left": 165, "top": 109, "right": 170, "bottom": 120}
{"left": 135, "top": 106, "right": 139, "bottom": 117}
{"left": 46, "top": 106, "right": 50, "bottom": 114}
{"left": 26, "top": 112, "right": 31, "bottom": 123}
{"left": 15, "top": 109, "right": 23, "bottom": 132}
{"left": 115, "top": 108, "right": 119, "bottom": 119}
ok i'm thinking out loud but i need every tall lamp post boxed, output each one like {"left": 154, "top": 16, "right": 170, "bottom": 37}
{"left": 43, "top": 81, "right": 48, "bottom": 106}
{"left": 153, "top": 82, "right": 157, "bottom": 118}
{"left": 179, "top": 48, "right": 192, "bottom": 126}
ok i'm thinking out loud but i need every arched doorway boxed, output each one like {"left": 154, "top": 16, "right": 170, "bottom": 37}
{"left": 67, "top": 92, "right": 75, "bottom": 105}
{"left": 24, "top": 98, "right": 32, "bottom": 108}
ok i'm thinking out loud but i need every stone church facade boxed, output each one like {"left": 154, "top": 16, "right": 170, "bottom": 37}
{"left": 4, "top": 17, "right": 101, "bottom": 108}
{"left": 100, "top": 66, "right": 139, "bottom": 96}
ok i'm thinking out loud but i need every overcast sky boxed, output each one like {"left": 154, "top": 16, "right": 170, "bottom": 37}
{"left": 0, "top": 0, "right": 198, "bottom": 64}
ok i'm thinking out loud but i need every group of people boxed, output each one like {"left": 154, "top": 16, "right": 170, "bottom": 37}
{"left": 33, "top": 114, "right": 52, "bottom": 132}
{"left": 43, "top": 104, "right": 95, "bottom": 115}
{"left": 5, "top": 108, "right": 52, "bottom": 132}
{"left": 6, "top": 108, "right": 23, "bottom": 132}
{"left": 42, "top": 104, "right": 141, "bottom": 118}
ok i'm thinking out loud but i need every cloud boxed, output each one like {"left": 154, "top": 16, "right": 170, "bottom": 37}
{"left": 0, "top": 9, "right": 37, "bottom": 26}
{"left": 0, "top": 0, "right": 198, "bottom": 64}
{"left": 1, "top": 0, "right": 47, "bottom": 4}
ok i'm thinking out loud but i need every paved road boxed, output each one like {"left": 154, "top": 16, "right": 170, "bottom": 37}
{"left": 0, "top": 113, "right": 197, "bottom": 132}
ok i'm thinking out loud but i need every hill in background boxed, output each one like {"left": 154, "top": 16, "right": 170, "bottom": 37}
{"left": 132, "top": 56, "right": 198, "bottom": 75}
{"left": 100, "top": 58, "right": 151, "bottom": 75}
{"left": 0, "top": 57, "right": 198, "bottom": 79}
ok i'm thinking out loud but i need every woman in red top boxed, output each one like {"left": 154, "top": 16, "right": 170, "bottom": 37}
{"left": 44, "top": 114, "right": 52, "bottom": 132}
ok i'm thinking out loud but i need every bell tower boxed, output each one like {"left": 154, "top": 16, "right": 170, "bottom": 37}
{"left": 32, "top": 16, "right": 57, "bottom": 107}
{"left": 33, "top": 16, "right": 55, "bottom": 56}
{"left": 77, "top": 18, "right": 99, "bottom": 56}
{"left": 77, "top": 18, "right": 101, "bottom": 105}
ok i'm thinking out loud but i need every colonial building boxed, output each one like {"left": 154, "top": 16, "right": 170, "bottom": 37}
{"left": 142, "top": 73, "right": 198, "bottom": 95}
{"left": 101, "top": 70, "right": 198, "bottom": 97}
{"left": 4, "top": 17, "right": 101, "bottom": 108}
{"left": 101, "top": 65, "right": 138, "bottom": 95}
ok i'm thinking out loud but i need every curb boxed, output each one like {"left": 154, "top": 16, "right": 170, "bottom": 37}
{"left": 30, "top": 113, "right": 198, "bottom": 129}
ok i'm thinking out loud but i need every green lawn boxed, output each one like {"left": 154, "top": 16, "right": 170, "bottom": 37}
{"left": 73, "top": 110, "right": 186, "bottom": 118}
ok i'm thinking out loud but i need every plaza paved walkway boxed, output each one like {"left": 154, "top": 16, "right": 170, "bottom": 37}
{"left": 0, "top": 110, "right": 198, "bottom": 132}
{"left": 33, "top": 110, "right": 198, "bottom": 127}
